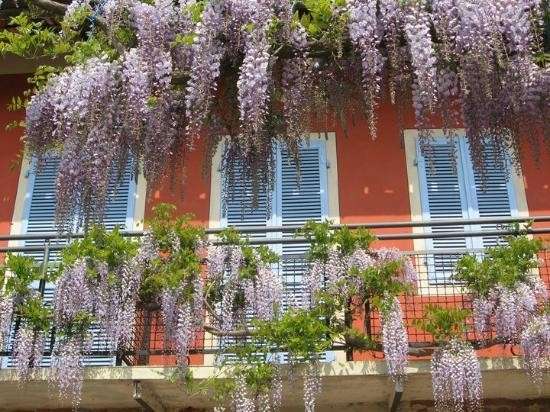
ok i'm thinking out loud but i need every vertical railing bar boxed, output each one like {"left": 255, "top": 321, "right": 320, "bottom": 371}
{"left": 38, "top": 240, "right": 50, "bottom": 297}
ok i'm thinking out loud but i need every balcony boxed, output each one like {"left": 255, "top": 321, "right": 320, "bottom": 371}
{"left": 0, "top": 217, "right": 549, "bottom": 411}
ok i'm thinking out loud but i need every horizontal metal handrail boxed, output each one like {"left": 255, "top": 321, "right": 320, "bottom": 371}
{"left": 1, "top": 227, "right": 549, "bottom": 253}
{"left": 1, "top": 215, "right": 549, "bottom": 243}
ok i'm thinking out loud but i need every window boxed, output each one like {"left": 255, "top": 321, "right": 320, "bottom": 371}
{"left": 415, "top": 135, "right": 519, "bottom": 282}
{"left": 3, "top": 156, "right": 138, "bottom": 368}
{"left": 217, "top": 137, "right": 337, "bottom": 362}
{"left": 222, "top": 140, "right": 329, "bottom": 308}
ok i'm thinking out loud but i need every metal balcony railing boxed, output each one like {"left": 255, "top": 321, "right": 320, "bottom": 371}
{"left": 1, "top": 216, "right": 549, "bottom": 366}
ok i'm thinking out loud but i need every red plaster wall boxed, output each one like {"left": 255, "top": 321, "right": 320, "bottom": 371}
{"left": 0, "top": 74, "right": 27, "bottom": 251}
{"left": 323, "top": 98, "right": 417, "bottom": 252}
{"left": 143, "top": 140, "right": 211, "bottom": 226}
{"left": 1, "top": 75, "right": 549, "bottom": 366}
{"left": 520, "top": 141, "right": 550, "bottom": 244}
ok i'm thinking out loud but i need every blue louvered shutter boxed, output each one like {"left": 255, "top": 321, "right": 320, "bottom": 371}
{"left": 219, "top": 162, "right": 273, "bottom": 354}
{"left": 4, "top": 157, "right": 136, "bottom": 368}
{"left": 279, "top": 143, "right": 328, "bottom": 310}
{"left": 461, "top": 139, "right": 517, "bottom": 249}
{"left": 222, "top": 164, "right": 272, "bottom": 235}
{"left": 278, "top": 142, "right": 333, "bottom": 362}
{"left": 417, "top": 139, "right": 473, "bottom": 283}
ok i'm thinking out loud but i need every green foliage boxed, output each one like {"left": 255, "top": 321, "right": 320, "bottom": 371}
{"left": 0, "top": 14, "right": 60, "bottom": 58}
{"left": 351, "top": 260, "right": 410, "bottom": 305}
{"left": 221, "top": 344, "right": 278, "bottom": 394}
{"left": 28, "top": 65, "right": 62, "bottom": 90}
{"left": 65, "top": 34, "right": 118, "bottom": 65}
{"left": 342, "top": 328, "right": 376, "bottom": 351}
{"left": 413, "top": 305, "right": 470, "bottom": 343}
{"left": 454, "top": 233, "right": 542, "bottom": 296}
{"left": 0, "top": 255, "right": 53, "bottom": 332}
{"left": 139, "top": 203, "right": 205, "bottom": 302}
{"left": 299, "top": 220, "right": 333, "bottom": 262}
{"left": 0, "top": 253, "right": 44, "bottom": 297}
{"left": 172, "top": 33, "right": 197, "bottom": 47}
{"left": 182, "top": 1, "right": 206, "bottom": 24}
{"left": 0, "top": 8, "right": 111, "bottom": 64}
{"left": 59, "top": 225, "right": 139, "bottom": 283}
{"left": 333, "top": 226, "right": 376, "bottom": 256}
{"left": 253, "top": 308, "right": 333, "bottom": 361}
{"left": 57, "top": 310, "right": 95, "bottom": 338}
{"left": 216, "top": 227, "right": 279, "bottom": 280}
{"left": 19, "top": 295, "right": 52, "bottom": 332}
{"left": 293, "top": 0, "right": 348, "bottom": 54}
{"left": 299, "top": 220, "right": 376, "bottom": 262}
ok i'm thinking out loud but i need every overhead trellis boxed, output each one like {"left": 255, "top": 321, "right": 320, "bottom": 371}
{"left": 0, "top": 0, "right": 548, "bottom": 228}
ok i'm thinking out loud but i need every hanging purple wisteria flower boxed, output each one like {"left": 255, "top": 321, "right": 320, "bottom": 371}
{"left": 520, "top": 313, "right": 550, "bottom": 387}
{"left": 303, "top": 362, "right": 322, "bottom": 412}
{"left": 404, "top": 5, "right": 438, "bottom": 131}
{"left": 13, "top": 324, "right": 45, "bottom": 382}
{"left": 381, "top": 295, "right": 408, "bottom": 383}
{"left": 0, "top": 294, "right": 14, "bottom": 348}
{"left": 53, "top": 260, "right": 94, "bottom": 329}
{"left": 431, "top": 339, "right": 483, "bottom": 412}
{"left": 347, "top": 0, "right": 383, "bottom": 137}
{"left": 471, "top": 277, "right": 547, "bottom": 341}
{"left": 51, "top": 332, "right": 93, "bottom": 408}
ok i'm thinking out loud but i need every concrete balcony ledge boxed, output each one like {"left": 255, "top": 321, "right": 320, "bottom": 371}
{"left": 0, "top": 357, "right": 548, "bottom": 411}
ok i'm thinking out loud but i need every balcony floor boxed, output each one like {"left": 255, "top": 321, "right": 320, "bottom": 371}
{"left": 0, "top": 357, "right": 548, "bottom": 411}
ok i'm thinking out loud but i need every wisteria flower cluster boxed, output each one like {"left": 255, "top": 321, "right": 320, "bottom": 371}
{"left": 0, "top": 293, "right": 14, "bottom": 348}
{"left": 431, "top": 339, "right": 483, "bottom": 412}
{"left": 12, "top": 0, "right": 547, "bottom": 229}
{"left": 520, "top": 313, "right": 550, "bottom": 387}
{"left": 47, "top": 227, "right": 145, "bottom": 405}
{"left": 472, "top": 279, "right": 547, "bottom": 341}
{"left": 301, "top": 222, "right": 416, "bottom": 384}
{"left": 455, "top": 233, "right": 549, "bottom": 389}
{"left": 206, "top": 231, "right": 282, "bottom": 332}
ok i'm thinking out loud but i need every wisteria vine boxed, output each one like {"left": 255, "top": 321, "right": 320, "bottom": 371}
{"left": 0, "top": 216, "right": 548, "bottom": 411}
{"left": 2, "top": 0, "right": 545, "bottom": 229}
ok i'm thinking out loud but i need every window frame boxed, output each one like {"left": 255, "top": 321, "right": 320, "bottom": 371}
{"left": 209, "top": 132, "right": 341, "bottom": 230}
{"left": 206, "top": 132, "right": 343, "bottom": 365}
{"left": 404, "top": 129, "right": 529, "bottom": 293}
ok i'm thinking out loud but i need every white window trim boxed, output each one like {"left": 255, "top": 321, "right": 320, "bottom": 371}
{"left": 9, "top": 153, "right": 147, "bottom": 248}
{"left": 404, "top": 129, "right": 529, "bottom": 295}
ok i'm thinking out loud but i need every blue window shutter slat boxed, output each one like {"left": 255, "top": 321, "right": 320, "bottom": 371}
{"left": 223, "top": 162, "right": 271, "bottom": 238}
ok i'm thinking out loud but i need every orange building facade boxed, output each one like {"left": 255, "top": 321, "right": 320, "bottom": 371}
{"left": 0, "top": 72, "right": 549, "bottom": 410}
